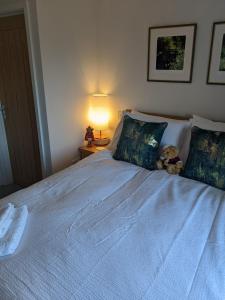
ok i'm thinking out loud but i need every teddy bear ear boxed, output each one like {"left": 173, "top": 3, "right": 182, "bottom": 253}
{"left": 163, "top": 145, "right": 176, "bottom": 152}
{"left": 162, "top": 145, "right": 170, "bottom": 150}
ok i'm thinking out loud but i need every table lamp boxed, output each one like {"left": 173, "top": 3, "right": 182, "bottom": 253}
{"left": 88, "top": 93, "right": 110, "bottom": 146}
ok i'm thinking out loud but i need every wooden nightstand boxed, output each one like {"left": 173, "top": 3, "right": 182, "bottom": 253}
{"left": 79, "top": 145, "right": 107, "bottom": 160}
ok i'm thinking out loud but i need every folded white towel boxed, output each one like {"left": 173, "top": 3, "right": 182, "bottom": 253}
{"left": 0, "top": 203, "right": 15, "bottom": 239}
{"left": 0, "top": 205, "right": 28, "bottom": 257}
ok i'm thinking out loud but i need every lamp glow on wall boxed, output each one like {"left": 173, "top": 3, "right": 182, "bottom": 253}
{"left": 88, "top": 93, "right": 110, "bottom": 146}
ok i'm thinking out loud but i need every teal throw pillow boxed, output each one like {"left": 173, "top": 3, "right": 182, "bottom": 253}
{"left": 181, "top": 126, "right": 225, "bottom": 190}
{"left": 113, "top": 115, "right": 168, "bottom": 170}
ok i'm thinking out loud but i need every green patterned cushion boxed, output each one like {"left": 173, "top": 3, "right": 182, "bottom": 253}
{"left": 113, "top": 115, "right": 167, "bottom": 170}
{"left": 181, "top": 126, "right": 225, "bottom": 190}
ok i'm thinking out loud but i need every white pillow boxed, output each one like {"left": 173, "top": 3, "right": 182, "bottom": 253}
{"left": 108, "top": 110, "right": 191, "bottom": 162}
{"left": 191, "top": 115, "right": 225, "bottom": 132}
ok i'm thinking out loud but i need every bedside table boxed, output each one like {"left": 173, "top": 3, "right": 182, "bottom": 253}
{"left": 79, "top": 145, "right": 107, "bottom": 160}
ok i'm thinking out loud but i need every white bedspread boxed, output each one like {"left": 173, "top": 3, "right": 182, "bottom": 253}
{"left": 0, "top": 150, "right": 224, "bottom": 300}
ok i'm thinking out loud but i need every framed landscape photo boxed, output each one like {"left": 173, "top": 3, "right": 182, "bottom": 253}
{"left": 147, "top": 24, "right": 197, "bottom": 83}
{"left": 207, "top": 22, "right": 225, "bottom": 85}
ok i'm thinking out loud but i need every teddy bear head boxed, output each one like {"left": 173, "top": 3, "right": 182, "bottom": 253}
{"left": 161, "top": 145, "right": 179, "bottom": 160}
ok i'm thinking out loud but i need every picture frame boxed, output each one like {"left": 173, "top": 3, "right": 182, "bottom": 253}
{"left": 207, "top": 21, "right": 225, "bottom": 85}
{"left": 147, "top": 24, "right": 197, "bottom": 83}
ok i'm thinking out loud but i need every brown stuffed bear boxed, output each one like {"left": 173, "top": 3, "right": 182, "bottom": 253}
{"left": 157, "top": 145, "right": 183, "bottom": 175}
{"left": 85, "top": 126, "right": 95, "bottom": 146}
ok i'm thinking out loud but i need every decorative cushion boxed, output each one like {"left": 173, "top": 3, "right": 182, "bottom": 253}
{"left": 113, "top": 115, "right": 168, "bottom": 170}
{"left": 108, "top": 110, "right": 191, "bottom": 163}
{"left": 181, "top": 126, "right": 225, "bottom": 190}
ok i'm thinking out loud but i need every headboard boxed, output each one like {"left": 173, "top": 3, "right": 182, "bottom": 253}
{"left": 125, "top": 109, "right": 190, "bottom": 121}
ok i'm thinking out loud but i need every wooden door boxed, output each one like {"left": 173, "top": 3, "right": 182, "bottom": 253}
{"left": 0, "top": 14, "right": 42, "bottom": 187}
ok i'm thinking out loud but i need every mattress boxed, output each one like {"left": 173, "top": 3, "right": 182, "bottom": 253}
{"left": 0, "top": 150, "right": 224, "bottom": 300}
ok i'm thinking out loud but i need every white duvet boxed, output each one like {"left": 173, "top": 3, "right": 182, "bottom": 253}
{"left": 0, "top": 150, "right": 224, "bottom": 300}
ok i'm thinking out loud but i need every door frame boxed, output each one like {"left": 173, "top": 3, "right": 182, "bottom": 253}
{"left": 0, "top": 0, "right": 52, "bottom": 178}
{"left": 0, "top": 109, "right": 13, "bottom": 185}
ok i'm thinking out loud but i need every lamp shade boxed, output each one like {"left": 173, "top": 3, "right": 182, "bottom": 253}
{"left": 88, "top": 94, "right": 109, "bottom": 131}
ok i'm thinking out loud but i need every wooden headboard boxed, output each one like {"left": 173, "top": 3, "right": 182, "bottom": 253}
{"left": 125, "top": 109, "right": 190, "bottom": 121}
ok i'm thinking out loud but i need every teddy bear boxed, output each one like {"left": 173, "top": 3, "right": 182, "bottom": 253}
{"left": 157, "top": 145, "right": 183, "bottom": 175}
{"left": 85, "top": 126, "right": 95, "bottom": 146}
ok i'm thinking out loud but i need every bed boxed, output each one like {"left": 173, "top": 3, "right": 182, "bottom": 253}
{"left": 0, "top": 148, "right": 224, "bottom": 300}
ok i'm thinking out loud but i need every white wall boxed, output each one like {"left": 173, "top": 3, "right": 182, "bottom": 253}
{"left": 36, "top": 0, "right": 98, "bottom": 172}
{"left": 35, "top": 0, "right": 225, "bottom": 172}
{"left": 98, "top": 0, "right": 225, "bottom": 125}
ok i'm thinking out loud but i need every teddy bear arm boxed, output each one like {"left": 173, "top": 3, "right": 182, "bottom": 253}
{"left": 156, "top": 160, "right": 164, "bottom": 170}
{"left": 164, "top": 159, "right": 170, "bottom": 167}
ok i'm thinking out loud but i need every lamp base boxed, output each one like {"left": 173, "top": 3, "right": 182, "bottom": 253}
{"left": 93, "top": 137, "right": 110, "bottom": 146}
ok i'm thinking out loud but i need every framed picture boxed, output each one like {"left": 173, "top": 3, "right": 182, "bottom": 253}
{"left": 147, "top": 24, "right": 197, "bottom": 83}
{"left": 207, "top": 22, "right": 225, "bottom": 85}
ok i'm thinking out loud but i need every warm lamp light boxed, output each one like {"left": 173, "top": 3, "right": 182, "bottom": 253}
{"left": 92, "top": 93, "right": 108, "bottom": 97}
{"left": 88, "top": 93, "right": 110, "bottom": 146}
{"left": 88, "top": 107, "right": 109, "bottom": 131}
